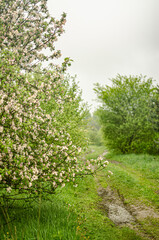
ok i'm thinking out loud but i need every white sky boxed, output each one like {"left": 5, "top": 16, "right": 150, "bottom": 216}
{"left": 47, "top": 0, "right": 159, "bottom": 112}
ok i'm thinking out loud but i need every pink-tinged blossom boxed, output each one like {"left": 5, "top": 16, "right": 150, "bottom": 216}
{"left": 7, "top": 187, "right": 12, "bottom": 193}
{"left": 104, "top": 160, "right": 109, "bottom": 165}
{"left": 0, "top": 126, "right": 3, "bottom": 133}
{"left": 53, "top": 181, "right": 56, "bottom": 187}
{"left": 108, "top": 170, "right": 113, "bottom": 175}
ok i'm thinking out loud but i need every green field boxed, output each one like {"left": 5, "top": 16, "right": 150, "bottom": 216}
{"left": 0, "top": 145, "right": 159, "bottom": 240}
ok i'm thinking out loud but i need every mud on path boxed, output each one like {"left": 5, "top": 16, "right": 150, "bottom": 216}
{"left": 96, "top": 180, "right": 159, "bottom": 240}
{"left": 97, "top": 184, "right": 159, "bottom": 239}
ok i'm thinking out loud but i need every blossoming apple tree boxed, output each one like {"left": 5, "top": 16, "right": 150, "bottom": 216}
{"left": 0, "top": 0, "right": 108, "bottom": 203}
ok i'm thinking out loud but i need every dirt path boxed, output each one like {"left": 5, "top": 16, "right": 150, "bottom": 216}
{"left": 95, "top": 152, "right": 159, "bottom": 240}
{"left": 97, "top": 183, "right": 159, "bottom": 240}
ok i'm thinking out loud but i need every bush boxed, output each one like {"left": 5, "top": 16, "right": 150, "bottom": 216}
{"left": 94, "top": 74, "right": 159, "bottom": 154}
{"left": 0, "top": 0, "right": 106, "bottom": 204}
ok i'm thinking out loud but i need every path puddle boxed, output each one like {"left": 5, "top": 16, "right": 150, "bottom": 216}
{"left": 97, "top": 186, "right": 135, "bottom": 226}
{"left": 97, "top": 185, "right": 159, "bottom": 239}
{"left": 98, "top": 186, "right": 159, "bottom": 225}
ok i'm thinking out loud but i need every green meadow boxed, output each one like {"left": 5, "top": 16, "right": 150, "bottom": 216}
{"left": 1, "top": 145, "right": 159, "bottom": 240}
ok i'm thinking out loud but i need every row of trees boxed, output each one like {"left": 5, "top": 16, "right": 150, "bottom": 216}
{"left": 0, "top": 0, "right": 106, "bottom": 203}
{"left": 86, "top": 113, "right": 103, "bottom": 146}
{"left": 95, "top": 75, "right": 159, "bottom": 154}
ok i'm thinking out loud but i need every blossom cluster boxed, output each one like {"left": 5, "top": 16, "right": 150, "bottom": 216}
{"left": 0, "top": 0, "right": 108, "bottom": 201}
{"left": 0, "top": 0, "right": 66, "bottom": 71}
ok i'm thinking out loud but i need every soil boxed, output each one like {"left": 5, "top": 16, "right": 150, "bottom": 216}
{"left": 97, "top": 185, "right": 159, "bottom": 240}
{"left": 97, "top": 186, "right": 159, "bottom": 224}
{"left": 97, "top": 186, "right": 135, "bottom": 225}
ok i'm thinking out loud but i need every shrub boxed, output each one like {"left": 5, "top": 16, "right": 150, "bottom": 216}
{"left": 94, "top": 75, "right": 159, "bottom": 154}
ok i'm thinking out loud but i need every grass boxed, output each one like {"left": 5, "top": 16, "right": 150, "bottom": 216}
{"left": 56, "top": 175, "right": 143, "bottom": 240}
{"left": 0, "top": 145, "right": 159, "bottom": 239}
{"left": 99, "top": 151, "right": 159, "bottom": 239}
{"left": 104, "top": 152, "right": 159, "bottom": 207}
{"left": 0, "top": 195, "right": 81, "bottom": 239}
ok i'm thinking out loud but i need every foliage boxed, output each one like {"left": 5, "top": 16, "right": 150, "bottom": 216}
{"left": 86, "top": 113, "right": 103, "bottom": 146}
{"left": 94, "top": 75, "right": 159, "bottom": 154}
{"left": 150, "top": 85, "right": 159, "bottom": 133}
{"left": 0, "top": 0, "right": 106, "bottom": 203}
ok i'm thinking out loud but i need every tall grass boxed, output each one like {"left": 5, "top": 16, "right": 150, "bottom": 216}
{"left": 0, "top": 194, "right": 81, "bottom": 240}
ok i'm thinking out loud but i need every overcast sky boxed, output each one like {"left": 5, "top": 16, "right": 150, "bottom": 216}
{"left": 47, "top": 0, "right": 159, "bottom": 112}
